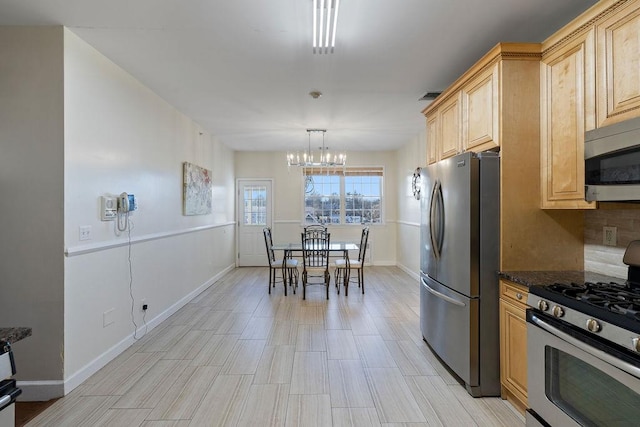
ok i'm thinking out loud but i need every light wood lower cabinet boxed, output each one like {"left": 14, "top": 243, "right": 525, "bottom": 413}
{"left": 499, "top": 279, "right": 528, "bottom": 414}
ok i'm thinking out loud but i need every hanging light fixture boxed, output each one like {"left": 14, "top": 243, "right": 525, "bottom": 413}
{"left": 287, "top": 129, "right": 346, "bottom": 167}
{"left": 313, "top": 0, "right": 340, "bottom": 54}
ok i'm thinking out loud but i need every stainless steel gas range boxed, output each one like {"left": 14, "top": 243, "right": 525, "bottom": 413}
{"left": 0, "top": 341, "right": 20, "bottom": 427}
{"left": 526, "top": 242, "right": 640, "bottom": 426}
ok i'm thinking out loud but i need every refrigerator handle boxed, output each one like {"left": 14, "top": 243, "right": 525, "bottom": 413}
{"left": 429, "top": 180, "right": 441, "bottom": 259}
{"left": 421, "top": 277, "right": 466, "bottom": 307}
{"left": 435, "top": 180, "right": 444, "bottom": 254}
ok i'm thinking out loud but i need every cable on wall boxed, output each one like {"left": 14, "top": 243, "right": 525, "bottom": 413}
{"left": 123, "top": 217, "right": 147, "bottom": 340}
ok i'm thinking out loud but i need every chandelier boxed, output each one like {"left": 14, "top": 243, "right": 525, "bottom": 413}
{"left": 286, "top": 129, "right": 346, "bottom": 167}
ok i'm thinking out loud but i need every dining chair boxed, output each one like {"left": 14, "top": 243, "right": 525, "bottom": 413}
{"left": 303, "top": 224, "right": 327, "bottom": 236}
{"left": 334, "top": 226, "right": 369, "bottom": 296}
{"left": 301, "top": 229, "right": 331, "bottom": 300}
{"left": 263, "top": 227, "right": 298, "bottom": 296}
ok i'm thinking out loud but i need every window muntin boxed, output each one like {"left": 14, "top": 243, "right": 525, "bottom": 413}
{"left": 304, "top": 168, "right": 383, "bottom": 225}
{"left": 243, "top": 185, "right": 267, "bottom": 225}
{"left": 345, "top": 175, "right": 382, "bottom": 224}
{"left": 304, "top": 175, "right": 340, "bottom": 224}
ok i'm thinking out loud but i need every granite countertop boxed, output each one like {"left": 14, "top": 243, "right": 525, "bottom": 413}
{"left": 498, "top": 270, "right": 626, "bottom": 289}
{"left": 0, "top": 327, "right": 32, "bottom": 344}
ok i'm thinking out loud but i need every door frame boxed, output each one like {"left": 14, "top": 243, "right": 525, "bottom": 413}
{"left": 236, "top": 178, "right": 274, "bottom": 267}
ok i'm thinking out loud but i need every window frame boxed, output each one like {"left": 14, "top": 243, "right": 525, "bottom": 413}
{"left": 301, "top": 166, "right": 384, "bottom": 226}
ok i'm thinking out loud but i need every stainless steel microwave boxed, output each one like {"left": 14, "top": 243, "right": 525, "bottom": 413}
{"left": 585, "top": 116, "right": 640, "bottom": 202}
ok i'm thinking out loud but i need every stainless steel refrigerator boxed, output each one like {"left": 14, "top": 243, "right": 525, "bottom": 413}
{"left": 419, "top": 151, "right": 500, "bottom": 397}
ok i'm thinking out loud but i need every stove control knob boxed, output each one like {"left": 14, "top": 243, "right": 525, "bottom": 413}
{"left": 552, "top": 306, "right": 565, "bottom": 318}
{"left": 633, "top": 338, "right": 640, "bottom": 353}
{"left": 586, "top": 319, "right": 601, "bottom": 333}
{"left": 537, "top": 300, "right": 549, "bottom": 311}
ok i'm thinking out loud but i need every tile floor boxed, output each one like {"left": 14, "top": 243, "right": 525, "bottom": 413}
{"left": 26, "top": 266, "right": 524, "bottom": 426}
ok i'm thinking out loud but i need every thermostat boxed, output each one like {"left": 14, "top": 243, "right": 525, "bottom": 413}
{"left": 101, "top": 196, "right": 117, "bottom": 221}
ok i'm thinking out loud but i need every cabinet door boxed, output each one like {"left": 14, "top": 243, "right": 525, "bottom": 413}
{"left": 462, "top": 63, "right": 499, "bottom": 152}
{"left": 426, "top": 114, "right": 438, "bottom": 165}
{"left": 596, "top": 1, "right": 640, "bottom": 128}
{"left": 540, "top": 29, "right": 597, "bottom": 209}
{"left": 499, "top": 298, "right": 528, "bottom": 413}
{"left": 439, "top": 93, "right": 462, "bottom": 160}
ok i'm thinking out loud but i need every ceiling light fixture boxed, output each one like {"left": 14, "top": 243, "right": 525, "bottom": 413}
{"left": 313, "top": 0, "right": 340, "bottom": 54}
{"left": 287, "top": 129, "right": 346, "bottom": 167}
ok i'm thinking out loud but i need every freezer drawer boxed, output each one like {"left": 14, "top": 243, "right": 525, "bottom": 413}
{"left": 420, "top": 274, "right": 479, "bottom": 390}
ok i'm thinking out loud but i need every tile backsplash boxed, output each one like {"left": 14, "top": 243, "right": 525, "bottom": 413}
{"left": 584, "top": 208, "right": 640, "bottom": 279}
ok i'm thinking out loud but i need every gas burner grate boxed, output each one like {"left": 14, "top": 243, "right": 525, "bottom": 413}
{"left": 549, "top": 281, "right": 640, "bottom": 320}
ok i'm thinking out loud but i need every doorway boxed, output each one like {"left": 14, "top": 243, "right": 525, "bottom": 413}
{"left": 237, "top": 179, "right": 273, "bottom": 266}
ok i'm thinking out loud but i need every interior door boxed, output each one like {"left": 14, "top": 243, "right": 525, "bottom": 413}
{"left": 237, "top": 179, "right": 272, "bottom": 266}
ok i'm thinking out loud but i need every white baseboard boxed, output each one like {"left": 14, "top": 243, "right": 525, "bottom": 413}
{"left": 396, "top": 263, "right": 419, "bottom": 281}
{"left": 372, "top": 261, "right": 396, "bottom": 266}
{"left": 17, "top": 381, "right": 64, "bottom": 401}
{"left": 17, "top": 263, "right": 236, "bottom": 401}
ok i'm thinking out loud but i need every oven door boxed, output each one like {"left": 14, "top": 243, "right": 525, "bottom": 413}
{"left": 527, "top": 311, "right": 640, "bottom": 427}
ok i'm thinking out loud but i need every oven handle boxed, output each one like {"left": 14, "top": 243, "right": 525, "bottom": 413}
{"left": 530, "top": 314, "right": 640, "bottom": 379}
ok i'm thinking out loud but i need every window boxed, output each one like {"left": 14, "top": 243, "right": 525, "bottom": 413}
{"left": 243, "top": 185, "right": 267, "bottom": 225}
{"left": 304, "top": 167, "right": 383, "bottom": 225}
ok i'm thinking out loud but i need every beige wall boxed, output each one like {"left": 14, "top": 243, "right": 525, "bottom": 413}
{"left": 62, "top": 29, "right": 236, "bottom": 397}
{"left": 0, "top": 26, "right": 236, "bottom": 400}
{"left": 0, "top": 26, "right": 66, "bottom": 390}
{"left": 395, "top": 130, "right": 426, "bottom": 278}
{"left": 235, "top": 150, "right": 398, "bottom": 266}
{"left": 585, "top": 208, "right": 640, "bottom": 279}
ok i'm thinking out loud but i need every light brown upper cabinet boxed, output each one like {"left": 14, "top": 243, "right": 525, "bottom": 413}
{"left": 423, "top": 44, "right": 540, "bottom": 166}
{"left": 539, "top": 0, "right": 640, "bottom": 209}
{"left": 426, "top": 114, "right": 438, "bottom": 165}
{"left": 462, "top": 63, "right": 500, "bottom": 152}
{"left": 596, "top": 0, "right": 640, "bottom": 128}
{"left": 425, "top": 92, "right": 462, "bottom": 164}
{"left": 423, "top": 42, "right": 585, "bottom": 272}
{"left": 439, "top": 93, "right": 462, "bottom": 160}
{"left": 540, "top": 29, "right": 597, "bottom": 209}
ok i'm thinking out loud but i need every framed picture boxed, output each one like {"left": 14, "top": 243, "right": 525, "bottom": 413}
{"left": 183, "top": 162, "right": 212, "bottom": 215}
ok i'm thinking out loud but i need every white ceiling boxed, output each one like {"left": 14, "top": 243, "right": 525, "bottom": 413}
{"left": 0, "top": 0, "right": 597, "bottom": 152}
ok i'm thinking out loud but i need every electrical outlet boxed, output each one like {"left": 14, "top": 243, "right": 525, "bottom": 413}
{"left": 79, "top": 225, "right": 92, "bottom": 241}
{"left": 603, "top": 226, "right": 617, "bottom": 246}
{"left": 103, "top": 308, "right": 115, "bottom": 327}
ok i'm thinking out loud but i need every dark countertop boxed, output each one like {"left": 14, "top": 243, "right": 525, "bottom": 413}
{"left": 499, "top": 270, "right": 626, "bottom": 289}
{"left": 0, "top": 327, "right": 32, "bottom": 344}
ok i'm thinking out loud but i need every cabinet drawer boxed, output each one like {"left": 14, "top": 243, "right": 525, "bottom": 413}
{"left": 500, "top": 280, "right": 528, "bottom": 307}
